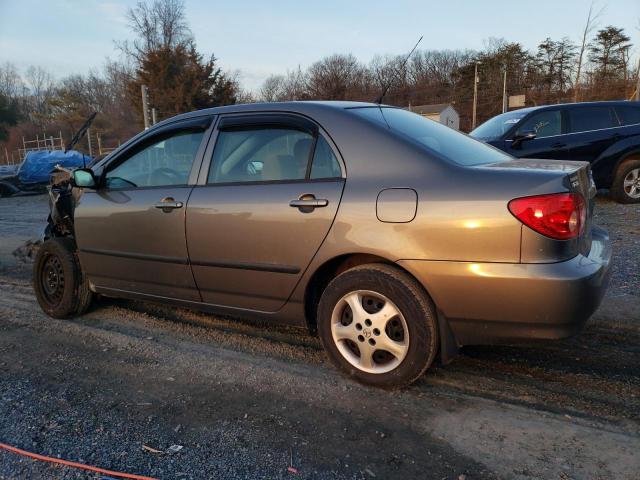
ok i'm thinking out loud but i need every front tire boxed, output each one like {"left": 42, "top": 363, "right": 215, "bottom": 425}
{"left": 611, "top": 159, "right": 640, "bottom": 204}
{"left": 317, "top": 264, "right": 438, "bottom": 388}
{"left": 33, "top": 237, "right": 93, "bottom": 318}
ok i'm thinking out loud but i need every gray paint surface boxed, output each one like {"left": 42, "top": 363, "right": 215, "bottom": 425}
{"left": 74, "top": 101, "right": 611, "bottom": 346}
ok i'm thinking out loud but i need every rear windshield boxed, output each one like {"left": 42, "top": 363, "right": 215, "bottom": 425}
{"left": 351, "top": 107, "right": 511, "bottom": 166}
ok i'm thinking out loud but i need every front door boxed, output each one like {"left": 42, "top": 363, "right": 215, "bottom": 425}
{"left": 186, "top": 114, "right": 345, "bottom": 312}
{"left": 505, "top": 108, "right": 571, "bottom": 160}
{"left": 75, "top": 124, "right": 209, "bottom": 301}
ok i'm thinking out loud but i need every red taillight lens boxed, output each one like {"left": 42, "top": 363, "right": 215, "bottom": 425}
{"left": 508, "top": 193, "right": 586, "bottom": 240}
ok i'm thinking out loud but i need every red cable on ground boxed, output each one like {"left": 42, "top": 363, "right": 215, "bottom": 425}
{"left": 0, "top": 442, "right": 157, "bottom": 480}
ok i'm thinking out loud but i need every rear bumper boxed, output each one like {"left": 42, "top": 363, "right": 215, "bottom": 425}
{"left": 398, "top": 226, "right": 612, "bottom": 345}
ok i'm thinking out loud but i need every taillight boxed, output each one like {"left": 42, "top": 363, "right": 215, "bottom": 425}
{"left": 508, "top": 192, "right": 586, "bottom": 240}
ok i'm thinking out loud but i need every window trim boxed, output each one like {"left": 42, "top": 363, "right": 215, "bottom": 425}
{"left": 199, "top": 112, "right": 344, "bottom": 186}
{"left": 99, "top": 116, "right": 214, "bottom": 190}
{"left": 193, "top": 177, "right": 345, "bottom": 189}
{"left": 218, "top": 113, "right": 318, "bottom": 135}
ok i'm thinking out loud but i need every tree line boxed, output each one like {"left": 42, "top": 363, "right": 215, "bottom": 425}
{"left": 259, "top": 22, "right": 637, "bottom": 130}
{"left": 0, "top": 0, "right": 638, "bottom": 162}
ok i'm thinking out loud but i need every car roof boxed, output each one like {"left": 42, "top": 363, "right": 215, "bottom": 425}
{"left": 154, "top": 101, "right": 385, "bottom": 128}
{"left": 518, "top": 100, "right": 636, "bottom": 115}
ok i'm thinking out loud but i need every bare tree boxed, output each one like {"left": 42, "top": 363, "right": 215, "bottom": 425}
{"left": 307, "top": 54, "right": 368, "bottom": 100}
{"left": 25, "top": 66, "right": 55, "bottom": 122}
{"left": 260, "top": 75, "right": 285, "bottom": 102}
{"left": 260, "top": 68, "right": 309, "bottom": 101}
{"left": 0, "top": 63, "right": 26, "bottom": 101}
{"left": 574, "top": 2, "right": 603, "bottom": 102}
{"left": 281, "top": 68, "right": 309, "bottom": 100}
{"left": 121, "top": 0, "right": 192, "bottom": 61}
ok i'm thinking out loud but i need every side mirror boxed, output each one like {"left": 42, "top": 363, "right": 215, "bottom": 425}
{"left": 511, "top": 130, "right": 537, "bottom": 148}
{"left": 72, "top": 169, "right": 97, "bottom": 188}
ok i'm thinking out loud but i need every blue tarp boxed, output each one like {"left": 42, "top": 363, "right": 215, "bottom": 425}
{"left": 17, "top": 150, "right": 90, "bottom": 184}
{"left": 0, "top": 164, "right": 18, "bottom": 178}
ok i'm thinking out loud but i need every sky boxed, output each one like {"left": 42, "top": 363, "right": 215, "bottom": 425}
{"left": 0, "top": 0, "right": 639, "bottom": 92}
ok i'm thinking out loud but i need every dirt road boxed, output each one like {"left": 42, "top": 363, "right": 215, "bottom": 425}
{"left": 1, "top": 194, "right": 639, "bottom": 479}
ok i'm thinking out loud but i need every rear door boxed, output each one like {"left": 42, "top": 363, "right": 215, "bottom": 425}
{"left": 186, "top": 113, "right": 345, "bottom": 312}
{"left": 566, "top": 105, "right": 620, "bottom": 163}
{"left": 75, "top": 117, "right": 212, "bottom": 301}
{"left": 505, "top": 108, "right": 571, "bottom": 159}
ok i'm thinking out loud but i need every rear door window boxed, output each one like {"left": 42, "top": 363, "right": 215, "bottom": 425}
{"left": 208, "top": 128, "right": 314, "bottom": 184}
{"left": 310, "top": 136, "right": 341, "bottom": 179}
{"left": 514, "top": 110, "right": 562, "bottom": 138}
{"left": 568, "top": 107, "right": 618, "bottom": 133}
{"left": 615, "top": 105, "right": 640, "bottom": 126}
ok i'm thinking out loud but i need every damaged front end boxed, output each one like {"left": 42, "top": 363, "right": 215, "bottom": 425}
{"left": 45, "top": 166, "right": 80, "bottom": 240}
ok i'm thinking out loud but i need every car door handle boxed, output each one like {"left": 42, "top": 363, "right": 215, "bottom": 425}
{"left": 154, "top": 197, "right": 183, "bottom": 211}
{"left": 289, "top": 195, "right": 329, "bottom": 210}
{"left": 551, "top": 143, "right": 566, "bottom": 149}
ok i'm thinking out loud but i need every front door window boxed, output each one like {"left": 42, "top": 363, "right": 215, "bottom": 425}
{"left": 515, "top": 110, "right": 562, "bottom": 138}
{"left": 106, "top": 131, "right": 204, "bottom": 188}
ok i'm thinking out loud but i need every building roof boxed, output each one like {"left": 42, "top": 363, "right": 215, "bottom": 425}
{"left": 409, "top": 103, "right": 455, "bottom": 115}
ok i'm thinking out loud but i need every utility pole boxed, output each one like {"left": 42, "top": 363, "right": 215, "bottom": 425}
{"left": 502, "top": 69, "right": 508, "bottom": 113}
{"left": 141, "top": 85, "right": 150, "bottom": 129}
{"left": 87, "top": 128, "right": 93, "bottom": 156}
{"left": 151, "top": 108, "right": 157, "bottom": 125}
{"left": 472, "top": 62, "right": 481, "bottom": 129}
{"left": 635, "top": 59, "right": 640, "bottom": 101}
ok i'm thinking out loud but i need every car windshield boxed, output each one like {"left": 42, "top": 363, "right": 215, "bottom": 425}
{"left": 350, "top": 107, "right": 512, "bottom": 166}
{"left": 470, "top": 110, "right": 530, "bottom": 141}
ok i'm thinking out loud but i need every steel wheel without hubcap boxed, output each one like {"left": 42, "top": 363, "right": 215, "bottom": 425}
{"left": 40, "top": 253, "right": 65, "bottom": 307}
{"left": 623, "top": 168, "right": 640, "bottom": 199}
{"left": 331, "top": 290, "right": 409, "bottom": 374}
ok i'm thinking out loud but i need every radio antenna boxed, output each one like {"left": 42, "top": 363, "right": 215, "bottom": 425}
{"left": 374, "top": 35, "right": 423, "bottom": 104}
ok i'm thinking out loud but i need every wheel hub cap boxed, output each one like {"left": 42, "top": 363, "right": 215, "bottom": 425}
{"left": 41, "top": 254, "right": 64, "bottom": 305}
{"left": 623, "top": 168, "right": 640, "bottom": 199}
{"left": 330, "top": 290, "right": 409, "bottom": 374}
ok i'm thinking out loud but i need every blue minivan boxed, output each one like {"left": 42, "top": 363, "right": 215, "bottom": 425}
{"left": 471, "top": 101, "right": 640, "bottom": 203}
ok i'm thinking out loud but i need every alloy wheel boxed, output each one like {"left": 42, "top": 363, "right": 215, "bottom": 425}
{"left": 330, "top": 290, "right": 409, "bottom": 374}
{"left": 623, "top": 168, "right": 640, "bottom": 199}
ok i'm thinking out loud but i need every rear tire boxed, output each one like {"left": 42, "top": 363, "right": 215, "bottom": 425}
{"left": 317, "top": 264, "right": 438, "bottom": 388}
{"left": 610, "top": 159, "right": 640, "bottom": 204}
{"left": 33, "top": 237, "right": 93, "bottom": 318}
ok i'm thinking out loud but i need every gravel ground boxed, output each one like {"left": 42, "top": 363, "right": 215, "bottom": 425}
{"left": 593, "top": 195, "right": 640, "bottom": 295}
{"left": 0, "top": 193, "right": 639, "bottom": 480}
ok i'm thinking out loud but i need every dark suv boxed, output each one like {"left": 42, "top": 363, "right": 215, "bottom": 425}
{"left": 471, "top": 101, "right": 640, "bottom": 203}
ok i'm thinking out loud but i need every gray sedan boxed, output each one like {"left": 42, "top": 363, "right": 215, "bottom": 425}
{"left": 34, "top": 102, "right": 611, "bottom": 388}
